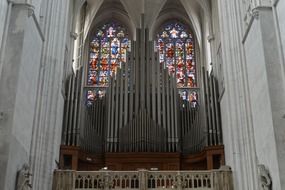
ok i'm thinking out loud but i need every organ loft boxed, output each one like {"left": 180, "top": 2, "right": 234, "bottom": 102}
{"left": 3, "top": 0, "right": 284, "bottom": 189}
{"left": 60, "top": 15, "right": 224, "bottom": 171}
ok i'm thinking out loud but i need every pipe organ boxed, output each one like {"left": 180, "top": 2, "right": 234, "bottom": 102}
{"left": 61, "top": 27, "right": 224, "bottom": 171}
{"left": 80, "top": 28, "right": 202, "bottom": 154}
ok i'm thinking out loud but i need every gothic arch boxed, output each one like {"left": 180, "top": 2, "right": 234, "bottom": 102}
{"left": 149, "top": 1, "right": 192, "bottom": 39}
{"left": 87, "top": 12, "right": 134, "bottom": 41}
{"left": 83, "top": 0, "right": 136, "bottom": 41}
{"left": 151, "top": 14, "right": 193, "bottom": 41}
{"left": 148, "top": 0, "right": 208, "bottom": 49}
{"left": 180, "top": 0, "right": 213, "bottom": 69}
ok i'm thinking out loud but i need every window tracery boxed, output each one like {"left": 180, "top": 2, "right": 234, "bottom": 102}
{"left": 157, "top": 21, "right": 198, "bottom": 107}
{"left": 87, "top": 21, "right": 130, "bottom": 106}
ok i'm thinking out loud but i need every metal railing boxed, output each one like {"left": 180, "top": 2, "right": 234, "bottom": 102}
{"left": 52, "top": 166, "right": 233, "bottom": 190}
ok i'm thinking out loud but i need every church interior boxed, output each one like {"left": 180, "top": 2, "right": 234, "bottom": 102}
{"left": 0, "top": 0, "right": 284, "bottom": 190}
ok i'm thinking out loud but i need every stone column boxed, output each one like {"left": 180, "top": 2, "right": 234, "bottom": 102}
{"left": 0, "top": 2, "right": 44, "bottom": 189}
{"left": 216, "top": 0, "right": 261, "bottom": 189}
{"left": 29, "top": 0, "right": 71, "bottom": 189}
{"left": 243, "top": 6, "right": 285, "bottom": 189}
{"left": 174, "top": 172, "right": 183, "bottom": 190}
{"left": 52, "top": 170, "right": 75, "bottom": 190}
{"left": 213, "top": 166, "right": 233, "bottom": 190}
{"left": 138, "top": 169, "right": 148, "bottom": 190}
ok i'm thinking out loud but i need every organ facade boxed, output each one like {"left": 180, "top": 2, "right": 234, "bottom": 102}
{"left": 60, "top": 17, "right": 224, "bottom": 171}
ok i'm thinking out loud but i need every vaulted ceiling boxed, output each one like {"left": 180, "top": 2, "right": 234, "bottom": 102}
{"left": 82, "top": 0, "right": 211, "bottom": 44}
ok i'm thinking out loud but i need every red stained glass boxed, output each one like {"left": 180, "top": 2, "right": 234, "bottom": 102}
{"left": 87, "top": 21, "right": 130, "bottom": 105}
{"left": 86, "top": 89, "right": 106, "bottom": 106}
{"left": 157, "top": 21, "right": 196, "bottom": 88}
{"left": 179, "top": 90, "right": 198, "bottom": 108}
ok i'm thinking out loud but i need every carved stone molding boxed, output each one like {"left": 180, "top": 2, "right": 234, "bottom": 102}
{"left": 0, "top": 111, "right": 5, "bottom": 121}
{"left": 207, "top": 34, "right": 215, "bottom": 42}
{"left": 27, "top": 5, "right": 34, "bottom": 17}
{"left": 10, "top": 2, "right": 45, "bottom": 41}
{"left": 70, "top": 32, "right": 79, "bottom": 40}
{"left": 52, "top": 169, "right": 234, "bottom": 190}
{"left": 257, "top": 164, "right": 272, "bottom": 190}
{"left": 252, "top": 8, "right": 260, "bottom": 20}
{"left": 243, "top": 0, "right": 272, "bottom": 29}
{"left": 12, "top": 2, "right": 35, "bottom": 17}
{"left": 242, "top": 3, "right": 273, "bottom": 43}
{"left": 258, "top": 0, "right": 271, "bottom": 7}
{"left": 16, "top": 164, "right": 32, "bottom": 190}
{"left": 243, "top": 2, "right": 252, "bottom": 28}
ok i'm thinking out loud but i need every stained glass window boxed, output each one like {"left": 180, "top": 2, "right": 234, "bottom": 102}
{"left": 157, "top": 21, "right": 196, "bottom": 88}
{"left": 179, "top": 90, "right": 198, "bottom": 108}
{"left": 88, "top": 22, "right": 129, "bottom": 86}
{"left": 86, "top": 89, "right": 106, "bottom": 106}
{"left": 87, "top": 21, "right": 130, "bottom": 105}
{"left": 157, "top": 21, "right": 198, "bottom": 107}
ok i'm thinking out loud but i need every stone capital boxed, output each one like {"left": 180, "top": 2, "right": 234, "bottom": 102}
{"left": 207, "top": 34, "right": 215, "bottom": 42}
{"left": 11, "top": 2, "right": 35, "bottom": 17}
{"left": 70, "top": 32, "right": 79, "bottom": 40}
{"left": 252, "top": 9, "right": 260, "bottom": 20}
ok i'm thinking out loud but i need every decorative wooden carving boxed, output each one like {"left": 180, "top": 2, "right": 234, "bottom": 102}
{"left": 60, "top": 145, "right": 224, "bottom": 171}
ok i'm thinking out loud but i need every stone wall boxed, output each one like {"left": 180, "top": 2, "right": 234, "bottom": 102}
{"left": 0, "top": 0, "right": 8, "bottom": 48}
{"left": 0, "top": 1, "right": 284, "bottom": 190}
{"left": 0, "top": 3, "right": 44, "bottom": 190}
{"left": 29, "top": 0, "right": 72, "bottom": 189}
{"left": 274, "top": 0, "right": 285, "bottom": 186}
{"left": 276, "top": 0, "right": 285, "bottom": 64}
{"left": 244, "top": 9, "right": 281, "bottom": 189}
{"left": 0, "top": 0, "right": 74, "bottom": 189}
{"left": 215, "top": 0, "right": 285, "bottom": 189}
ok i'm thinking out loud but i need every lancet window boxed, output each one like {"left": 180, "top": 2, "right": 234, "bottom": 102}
{"left": 157, "top": 21, "right": 198, "bottom": 107}
{"left": 86, "top": 21, "right": 130, "bottom": 106}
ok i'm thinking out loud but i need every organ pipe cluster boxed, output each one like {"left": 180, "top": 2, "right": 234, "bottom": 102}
{"left": 61, "top": 28, "right": 223, "bottom": 155}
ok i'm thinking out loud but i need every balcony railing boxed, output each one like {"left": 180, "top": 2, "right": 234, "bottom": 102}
{"left": 52, "top": 167, "right": 233, "bottom": 190}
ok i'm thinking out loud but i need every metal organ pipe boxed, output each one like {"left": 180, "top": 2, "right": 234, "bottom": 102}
{"left": 124, "top": 53, "right": 129, "bottom": 126}
{"left": 79, "top": 28, "right": 206, "bottom": 154}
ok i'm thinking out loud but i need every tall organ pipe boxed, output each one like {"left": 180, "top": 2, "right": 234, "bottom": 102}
{"left": 77, "top": 28, "right": 206, "bottom": 154}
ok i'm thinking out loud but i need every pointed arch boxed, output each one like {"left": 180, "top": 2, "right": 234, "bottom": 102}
{"left": 156, "top": 20, "right": 199, "bottom": 107}
{"left": 86, "top": 20, "right": 130, "bottom": 106}
{"left": 84, "top": 0, "right": 135, "bottom": 41}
